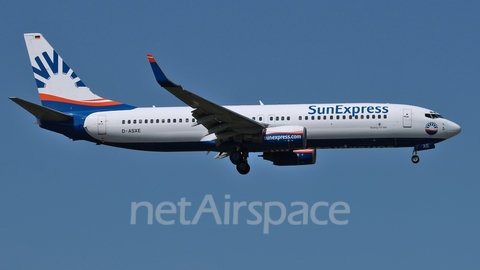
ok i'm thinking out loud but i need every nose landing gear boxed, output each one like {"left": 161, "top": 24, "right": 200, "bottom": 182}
{"left": 411, "top": 143, "right": 435, "bottom": 164}
{"left": 411, "top": 152, "right": 420, "bottom": 164}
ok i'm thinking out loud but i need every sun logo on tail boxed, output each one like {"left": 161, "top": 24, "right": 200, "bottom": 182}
{"left": 32, "top": 50, "right": 86, "bottom": 89}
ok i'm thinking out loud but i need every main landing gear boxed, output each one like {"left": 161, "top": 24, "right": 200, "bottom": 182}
{"left": 230, "top": 147, "right": 250, "bottom": 175}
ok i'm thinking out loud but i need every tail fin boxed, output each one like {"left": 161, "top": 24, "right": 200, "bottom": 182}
{"left": 24, "top": 33, "right": 134, "bottom": 112}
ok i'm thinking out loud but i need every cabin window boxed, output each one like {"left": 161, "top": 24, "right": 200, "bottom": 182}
{"left": 330, "top": 115, "right": 333, "bottom": 120}
{"left": 167, "top": 119, "right": 171, "bottom": 123}
{"left": 276, "top": 116, "right": 279, "bottom": 121}
{"left": 287, "top": 116, "right": 290, "bottom": 121}
{"left": 192, "top": 118, "right": 196, "bottom": 122}
{"left": 366, "top": 115, "right": 370, "bottom": 119}
{"left": 336, "top": 115, "right": 340, "bottom": 120}
{"left": 186, "top": 118, "right": 189, "bottom": 123}
{"left": 156, "top": 119, "right": 159, "bottom": 123}
{"left": 372, "top": 115, "right": 375, "bottom": 119}
{"left": 128, "top": 120, "right": 131, "bottom": 124}
{"left": 122, "top": 120, "right": 125, "bottom": 124}
{"left": 383, "top": 115, "right": 387, "bottom": 119}
{"left": 355, "top": 115, "right": 358, "bottom": 119}
{"left": 145, "top": 119, "right": 148, "bottom": 123}
{"left": 349, "top": 115, "right": 352, "bottom": 119}
{"left": 133, "top": 120, "right": 137, "bottom": 124}
{"left": 173, "top": 119, "right": 176, "bottom": 123}
{"left": 342, "top": 115, "right": 346, "bottom": 119}
{"left": 179, "top": 118, "right": 182, "bottom": 123}
{"left": 252, "top": 117, "right": 256, "bottom": 120}
{"left": 299, "top": 116, "right": 302, "bottom": 120}
{"left": 259, "top": 117, "right": 262, "bottom": 121}
{"left": 270, "top": 116, "right": 273, "bottom": 121}
{"left": 281, "top": 116, "right": 285, "bottom": 121}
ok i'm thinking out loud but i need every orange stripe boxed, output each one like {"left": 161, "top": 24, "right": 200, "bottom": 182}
{"left": 39, "top": 94, "right": 122, "bottom": 106}
{"left": 293, "top": 149, "right": 314, "bottom": 153}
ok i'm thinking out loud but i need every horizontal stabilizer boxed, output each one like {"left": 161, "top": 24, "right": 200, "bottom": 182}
{"left": 10, "top": 97, "right": 72, "bottom": 122}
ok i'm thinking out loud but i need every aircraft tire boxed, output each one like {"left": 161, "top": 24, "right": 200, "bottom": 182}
{"left": 411, "top": 155, "right": 420, "bottom": 164}
{"left": 236, "top": 162, "right": 250, "bottom": 175}
{"left": 230, "top": 151, "right": 243, "bottom": 165}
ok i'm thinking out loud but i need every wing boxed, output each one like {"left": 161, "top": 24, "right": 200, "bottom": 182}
{"left": 147, "top": 54, "right": 266, "bottom": 142}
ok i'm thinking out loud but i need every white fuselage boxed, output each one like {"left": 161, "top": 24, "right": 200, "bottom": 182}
{"left": 83, "top": 103, "right": 460, "bottom": 152}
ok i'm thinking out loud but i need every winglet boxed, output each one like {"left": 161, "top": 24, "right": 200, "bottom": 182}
{"left": 147, "top": 54, "right": 180, "bottom": 88}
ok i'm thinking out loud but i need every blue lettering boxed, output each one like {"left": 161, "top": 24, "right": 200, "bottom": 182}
{"left": 352, "top": 107, "right": 360, "bottom": 116}
{"left": 307, "top": 104, "right": 390, "bottom": 116}
{"left": 335, "top": 105, "right": 343, "bottom": 114}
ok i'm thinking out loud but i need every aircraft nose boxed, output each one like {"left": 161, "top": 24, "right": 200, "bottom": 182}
{"left": 448, "top": 121, "right": 461, "bottom": 137}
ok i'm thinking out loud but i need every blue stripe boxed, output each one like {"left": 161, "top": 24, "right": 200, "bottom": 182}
{"left": 40, "top": 101, "right": 135, "bottom": 114}
{"left": 99, "top": 138, "right": 445, "bottom": 153}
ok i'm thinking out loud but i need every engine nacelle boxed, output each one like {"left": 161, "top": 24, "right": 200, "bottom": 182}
{"left": 261, "top": 125, "right": 307, "bottom": 150}
{"left": 263, "top": 149, "right": 317, "bottom": 166}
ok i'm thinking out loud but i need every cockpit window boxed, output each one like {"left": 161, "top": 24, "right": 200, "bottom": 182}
{"left": 425, "top": 112, "right": 444, "bottom": 119}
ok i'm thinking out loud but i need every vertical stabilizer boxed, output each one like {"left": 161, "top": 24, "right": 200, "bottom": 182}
{"left": 24, "top": 33, "right": 133, "bottom": 112}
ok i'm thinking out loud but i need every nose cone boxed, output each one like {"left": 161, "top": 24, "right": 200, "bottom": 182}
{"left": 448, "top": 121, "right": 461, "bottom": 137}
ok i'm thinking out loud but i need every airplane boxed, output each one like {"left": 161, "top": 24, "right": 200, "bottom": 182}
{"left": 10, "top": 33, "right": 461, "bottom": 175}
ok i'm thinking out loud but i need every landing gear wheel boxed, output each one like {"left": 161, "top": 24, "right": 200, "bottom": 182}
{"left": 236, "top": 162, "right": 250, "bottom": 175}
{"left": 411, "top": 155, "right": 420, "bottom": 164}
{"left": 230, "top": 151, "right": 243, "bottom": 165}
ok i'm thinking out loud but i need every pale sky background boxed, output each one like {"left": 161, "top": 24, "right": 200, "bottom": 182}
{"left": 1, "top": 1, "right": 479, "bottom": 269}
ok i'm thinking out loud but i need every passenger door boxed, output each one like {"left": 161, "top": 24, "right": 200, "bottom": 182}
{"left": 97, "top": 115, "right": 106, "bottom": 135}
{"left": 403, "top": 109, "right": 412, "bottom": 128}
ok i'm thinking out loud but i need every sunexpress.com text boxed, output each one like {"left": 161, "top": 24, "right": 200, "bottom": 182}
{"left": 130, "top": 194, "right": 350, "bottom": 234}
